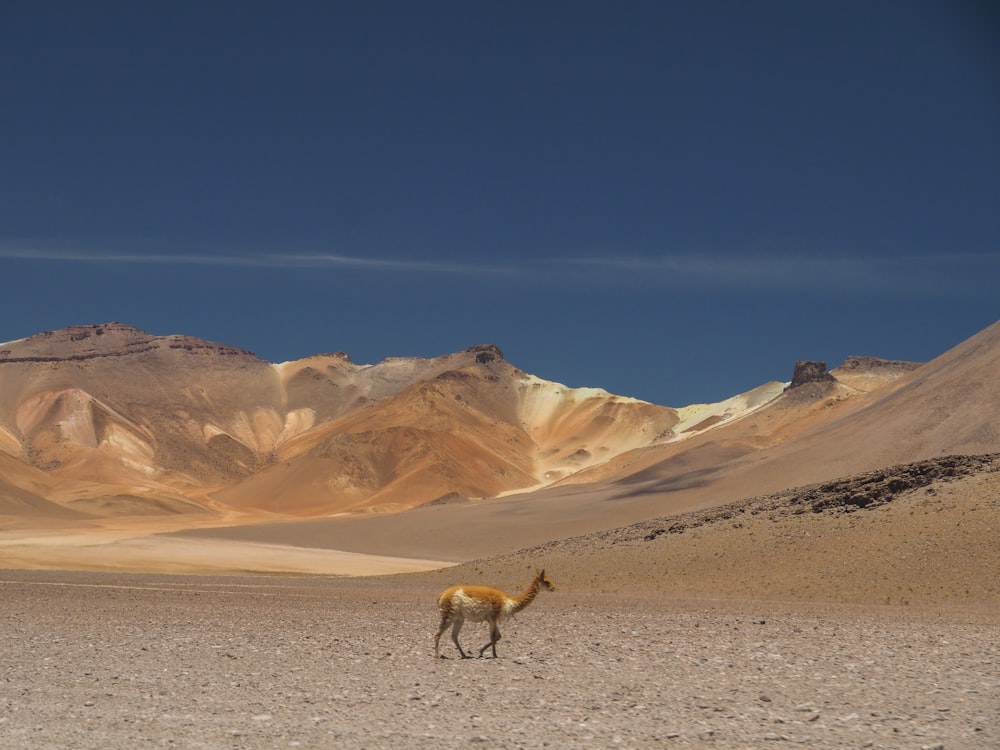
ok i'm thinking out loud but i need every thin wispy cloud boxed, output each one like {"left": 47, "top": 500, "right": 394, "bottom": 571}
{"left": 0, "top": 248, "right": 254, "bottom": 267}
{"left": 558, "top": 253, "right": 877, "bottom": 286}
{"left": 0, "top": 247, "right": 515, "bottom": 276}
{"left": 551, "top": 251, "right": 1000, "bottom": 297}
{"left": 276, "top": 253, "right": 515, "bottom": 275}
{"left": 2, "top": 244, "right": 996, "bottom": 298}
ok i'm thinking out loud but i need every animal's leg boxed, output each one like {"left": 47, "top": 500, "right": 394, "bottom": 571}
{"left": 478, "top": 621, "right": 501, "bottom": 658}
{"left": 450, "top": 615, "right": 470, "bottom": 659}
{"left": 434, "top": 612, "right": 452, "bottom": 659}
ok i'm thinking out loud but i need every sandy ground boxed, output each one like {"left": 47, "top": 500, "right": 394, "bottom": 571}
{"left": 0, "top": 528, "right": 451, "bottom": 576}
{"left": 0, "top": 570, "right": 996, "bottom": 750}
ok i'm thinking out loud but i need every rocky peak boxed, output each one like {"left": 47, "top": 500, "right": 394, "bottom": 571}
{"left": 0, "top": 322, "right": 259, "bottom": 364}
{"left": 831, "top": 355, "right": 923, "bottom": 392}
{"left": 40, "top": 322, "right": 147, "bottom": 343}
{"left": 0, "top": 323, "right": 154, "bottom": 362}
{"left": 788, "top": 360, "right": 836, "bottom": 389}
{"left": 836, "top": 355, "right": 921, "bottom": 373}
{"left": 465, "top": 344, "right": 504, "bottom": 364}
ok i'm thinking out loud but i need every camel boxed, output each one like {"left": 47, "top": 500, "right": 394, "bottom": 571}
{"left": 434, "top": 569, "right": 555, "bottom": 659}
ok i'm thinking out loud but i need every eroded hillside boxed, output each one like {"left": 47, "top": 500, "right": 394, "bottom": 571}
{"left": 0, "top": 324, "right": 706, "bottom": 518}
{"left": 3, "top": 320, "right": 997, "bottom": 531}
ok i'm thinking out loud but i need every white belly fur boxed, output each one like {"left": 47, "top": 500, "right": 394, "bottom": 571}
{"left": 453, "top": 590, "right": 515, "bottom": 622}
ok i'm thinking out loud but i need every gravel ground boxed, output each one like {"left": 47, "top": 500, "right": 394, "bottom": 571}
{"left": 1, "top": 570, "right": 996, "bottom": 749}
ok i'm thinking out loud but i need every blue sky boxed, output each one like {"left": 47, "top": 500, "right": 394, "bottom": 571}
{"left": 1, "top": 1, "right": 998, "bottom": 406}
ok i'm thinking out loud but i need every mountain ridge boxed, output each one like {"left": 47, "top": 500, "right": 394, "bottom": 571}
{"left": 2, "top": 320, "right": 997, "bottom": 540}
{"left": 0, "top": 323, "right": 688, "bottom": 518}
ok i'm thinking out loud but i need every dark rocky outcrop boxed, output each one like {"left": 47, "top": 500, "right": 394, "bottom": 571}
{"left": 467, "top": 344, "right": 504, "bottom": 364}
{"left": 787, "top": 360, "right": 836, "bottom": 389}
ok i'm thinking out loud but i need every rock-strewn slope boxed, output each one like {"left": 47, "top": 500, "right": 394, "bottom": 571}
{"left": 403, "top": 454, "right": 1000, "bottom": 611}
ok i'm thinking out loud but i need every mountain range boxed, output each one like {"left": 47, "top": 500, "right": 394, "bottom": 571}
{"left": 1, "top": 320, "right": 998, "bottom": 581}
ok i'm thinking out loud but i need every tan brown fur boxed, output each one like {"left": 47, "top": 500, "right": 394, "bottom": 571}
{"left": 434, "top": 569, "right": 555, "bottom": 659}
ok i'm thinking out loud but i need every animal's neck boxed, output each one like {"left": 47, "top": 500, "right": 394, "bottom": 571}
{"left": 510, "top": 577, "right": 541, "bottom": 614}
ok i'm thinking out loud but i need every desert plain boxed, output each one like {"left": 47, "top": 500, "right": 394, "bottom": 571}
{"left": 2, "top": 452, "right": 997, "bottom": 749}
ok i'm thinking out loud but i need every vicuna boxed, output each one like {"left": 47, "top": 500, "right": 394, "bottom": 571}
{"left": 434, "top": 569, "right": 555, "bottom": 659}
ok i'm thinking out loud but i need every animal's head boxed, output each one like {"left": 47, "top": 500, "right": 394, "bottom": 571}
{"left": 537, "top": 569, "right": 555, "bottom": 592}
